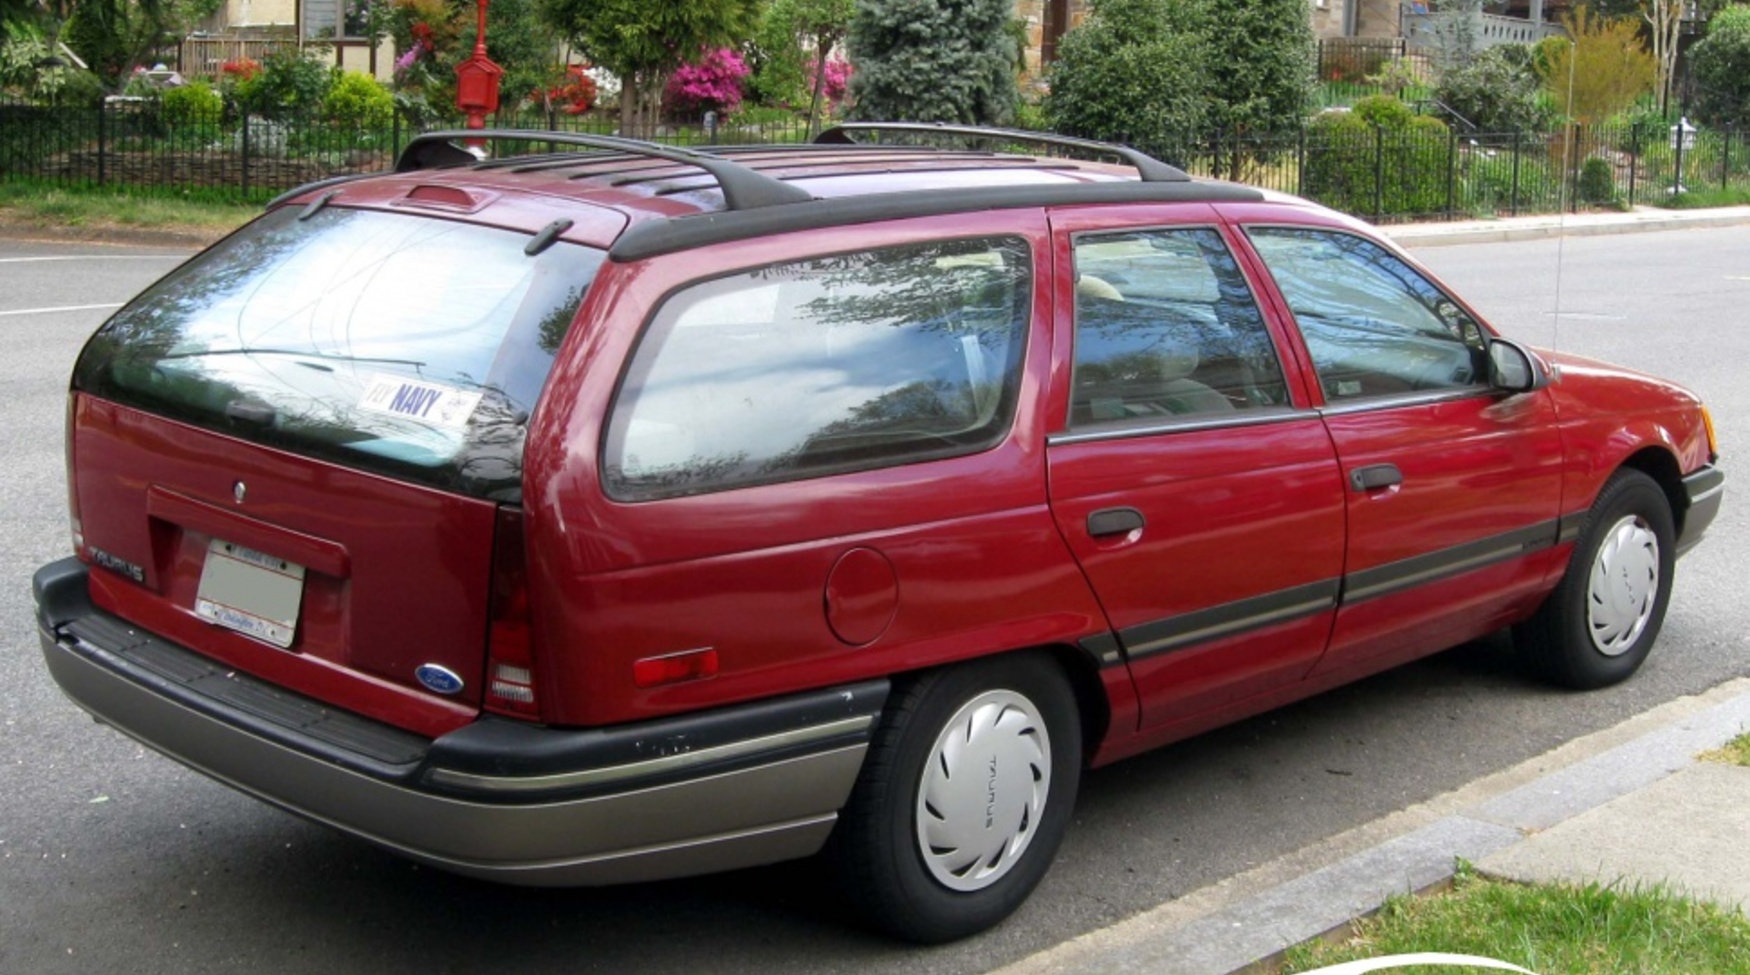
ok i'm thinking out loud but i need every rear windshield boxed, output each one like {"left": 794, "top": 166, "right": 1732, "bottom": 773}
{"left": 73, "top": 207, "right": 605, "bottom": 502}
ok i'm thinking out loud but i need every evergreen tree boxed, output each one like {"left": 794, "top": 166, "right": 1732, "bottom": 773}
{"left": 1204, "top": 0, "right": 1313, "bottom": 136}
{"left": 1043, "top": 0, "right": 1208, "bottom": 158}
{"left": 1690, "top": 4, "right": 1750, "bottom": 127}
{"left": 846, "top": 0, "right": 1016, "bottom": 125}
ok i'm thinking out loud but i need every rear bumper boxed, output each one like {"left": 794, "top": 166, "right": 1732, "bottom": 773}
{"left": 1678, "top": 465, "right": 1725, "bottom": 557}
{"left": 34, "top": 557, "right": 886, "bottom": 886}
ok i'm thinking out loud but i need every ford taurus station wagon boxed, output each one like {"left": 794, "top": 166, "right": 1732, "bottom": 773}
{"left": 35, "top": 124, "right": 1723, "bottom": 943}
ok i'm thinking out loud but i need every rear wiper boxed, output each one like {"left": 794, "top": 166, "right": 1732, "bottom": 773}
{"left": 156, "top": 347, "right": 427, "bottom": 369}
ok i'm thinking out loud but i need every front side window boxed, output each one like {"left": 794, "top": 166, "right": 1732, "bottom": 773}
{"left": 604, "top": 237, "right": 1031, "bottom": 501}
{"left": 1246, "top": 228, "right": 1489, "bottom": 403}
{"left": 75, "top": 207, "right": 604, "bottom": 501}
{"left": 1070, "top": 227, "right": 1291, "bottom": 428}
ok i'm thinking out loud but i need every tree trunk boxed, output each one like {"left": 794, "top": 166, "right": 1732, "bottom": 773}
{"left": 807, "top": 42, "right": 829, "bottom": 139}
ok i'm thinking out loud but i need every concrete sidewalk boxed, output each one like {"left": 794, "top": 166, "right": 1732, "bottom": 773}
{"left": 1384, "top": 204, "right": 1750, "bottom": 247}
{"left": 989, "top": 678, "right": 1750, "bottom": 975}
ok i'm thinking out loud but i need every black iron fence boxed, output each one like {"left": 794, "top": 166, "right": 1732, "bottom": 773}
{"left": 3, "top": 97, "right": 1746, "bottom": 223}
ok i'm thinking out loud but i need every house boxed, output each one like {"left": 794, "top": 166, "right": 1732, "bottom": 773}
{"left": 180, "top": 0, "right": 395, "bottom": 82}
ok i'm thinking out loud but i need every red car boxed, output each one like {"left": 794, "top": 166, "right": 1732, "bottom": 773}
{"left": 35, "top": 124, "right": 1722, "bottom": 943}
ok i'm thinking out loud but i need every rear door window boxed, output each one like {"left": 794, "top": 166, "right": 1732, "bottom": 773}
{"left": 73, "top": 207, "right": 605, "bottom": 501}
{"left": 604, "top": 237, "right": 1031, "bottom": 501}
{"left": 1070, "top": 227, "right": 1291, "bottom": 427}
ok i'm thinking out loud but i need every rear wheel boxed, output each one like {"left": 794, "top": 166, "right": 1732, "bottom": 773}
{"left": 830, "top": 652, "right": 1081, "bottom": 943}
{"left": 1516, "top": 469, "right": 1676, "bottom": 689}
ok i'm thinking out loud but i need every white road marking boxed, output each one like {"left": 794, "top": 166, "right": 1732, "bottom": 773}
{"left": 0, "top": 303, "right": 123, "bottom": 317}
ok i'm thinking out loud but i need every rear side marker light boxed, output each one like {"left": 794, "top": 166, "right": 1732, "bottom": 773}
{"left": 633, "top": 648, "right": 719, "bottom": 689}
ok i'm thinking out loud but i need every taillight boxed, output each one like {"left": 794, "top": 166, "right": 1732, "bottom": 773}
{"left": 65, "top": 393, "right": 83, "bottom": 556}
{"left": 485, "top": 506, "right": 540, "bottom": 719}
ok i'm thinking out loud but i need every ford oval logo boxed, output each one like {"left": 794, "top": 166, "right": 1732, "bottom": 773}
{"left": 415, "top": 664, "right": 464, "bottom": 696}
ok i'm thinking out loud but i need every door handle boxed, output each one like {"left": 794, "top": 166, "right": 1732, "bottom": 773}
{"left": 1087, "top": 507, "right": 1146, "bottom": 537}
{"left": 1349, "top": 464, "right": 1403, "bottom": 492}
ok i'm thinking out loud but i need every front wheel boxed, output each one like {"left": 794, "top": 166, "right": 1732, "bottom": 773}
{"left": 828, "top": 652, "right": 1082, "bottom": 943}
{"left": 1516, "top": 469, "right": 1676, "bottom": 689}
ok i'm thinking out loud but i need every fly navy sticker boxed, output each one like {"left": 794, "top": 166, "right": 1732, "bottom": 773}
{"left": 358, "top": 374, "right": 483, "bottom": 430}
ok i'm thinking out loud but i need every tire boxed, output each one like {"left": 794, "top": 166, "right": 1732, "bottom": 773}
{"left": 1516, "top": 469, "right": 1676, "bottom": 689}
{"left": 828, "top": 652, "right": 1082, "bottom": 944}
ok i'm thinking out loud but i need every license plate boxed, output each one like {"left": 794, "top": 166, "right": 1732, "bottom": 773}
{"left": 194, "top": 538, "right": 306, "bottom": 649}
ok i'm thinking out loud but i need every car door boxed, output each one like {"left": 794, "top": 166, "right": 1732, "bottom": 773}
{"left": 1237, "top": 220, "right": 1565, "bottom": 678}
{"left": 1044, "top": 206, "right": 1346, "bottom": 732}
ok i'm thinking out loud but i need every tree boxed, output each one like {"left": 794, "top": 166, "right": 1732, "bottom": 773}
{"left": 1042, "top": 0, "right": 1209, "bottom": 156}
{"left": 1434, "top": 43, "right": 1552, "bottom": 133}
{"left": 538, "top": 0, "right": 759, "bottom": 134}
{"left": 1690, "top": 3, "right": 1750, "bottom": 127}
{"left": 846, "top": 0, "right": 1017, "bottom": 125}
{"left": 789, "top": 0, "right": 853, "bottom": 133}
{"left": 1538, "top": 6, "right": 1655, "bottom": 124}
{"left": 1203, "top": 0, "right": 1313, "bottom": 137}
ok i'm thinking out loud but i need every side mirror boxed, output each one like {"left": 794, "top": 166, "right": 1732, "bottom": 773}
{"left": 1488, "top": 338, "right": 1551, "bottom": 393}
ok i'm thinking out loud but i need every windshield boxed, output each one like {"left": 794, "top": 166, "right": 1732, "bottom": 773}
{"left": 74, "top": 207, "right": 606, "bottom": 502}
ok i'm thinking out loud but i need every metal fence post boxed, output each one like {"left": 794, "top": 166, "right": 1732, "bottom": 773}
{"left": 1628, "top": 125, "right": 1639, "bottom": 207}
{"left": 241, "top": 115, "right": 251, "bottom": 199}
{"left": 1510, "top": 130, "right": 1522, "bottom": 217}
{"left": 1723, "top": 124, "right": 1732, "bottom": 192}
{"left": 1373, "top": 124, "right": 1384, "bottom": 222}
{"left": 96, "top": 99, "right": 107, "bottom": 188}
{"left": 1296, "top": 124, "right": 1307, "bottom": 197}
{"left": 1445, "top": 127, "right": 1457, "bottom": 218}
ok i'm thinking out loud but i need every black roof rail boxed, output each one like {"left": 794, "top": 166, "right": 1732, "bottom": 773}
{"left": 393, "top": 129, "right": 815, "bottom": 211}
{"left": 815, "top": 123, "right": 1190, "bottom": 183}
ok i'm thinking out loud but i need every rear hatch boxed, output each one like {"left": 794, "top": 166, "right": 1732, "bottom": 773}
{"left": 67, "top": 203, "right": 609, "bottom": 736}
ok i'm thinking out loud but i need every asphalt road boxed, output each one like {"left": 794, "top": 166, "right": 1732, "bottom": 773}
{"left": 1, "top": 227, "right": 1744, "bottom": 975}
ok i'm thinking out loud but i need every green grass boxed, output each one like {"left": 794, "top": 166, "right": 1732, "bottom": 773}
{"left": 1699, "top": 732, "right": 1750, "bottom": 766}
{"left": 0, "top": 180, "right": 257, "bottom": 236}
{"left": 1658, "top": 187, "right": 1750, "bottom": 210}
{"left": 1277, "top": 863, "right": 1750, "bottom": 975}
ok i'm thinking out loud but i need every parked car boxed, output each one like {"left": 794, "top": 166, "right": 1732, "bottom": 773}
{"left": 34, "top": 124, "right": 1723, "bottom": 943}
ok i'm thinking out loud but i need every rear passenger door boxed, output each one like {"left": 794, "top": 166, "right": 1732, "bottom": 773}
{"left": 1043, "top": 207, "right": 1346, "bottom": 732}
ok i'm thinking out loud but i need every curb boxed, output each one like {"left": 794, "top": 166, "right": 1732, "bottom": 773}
{"left": 985, "top": 677, "right": 1750, "bottom": 975}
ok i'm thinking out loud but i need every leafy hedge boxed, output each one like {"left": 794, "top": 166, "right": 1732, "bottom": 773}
{"left": 1303, "top": 96, "right": 1450, "bottom": 217}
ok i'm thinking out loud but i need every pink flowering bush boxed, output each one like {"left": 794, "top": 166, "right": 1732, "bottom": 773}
{"left": 807, "top": 57, "right": 852, "bottom": 109}
{"left": 664, "top": 47, "right": 750, "bottom": 118}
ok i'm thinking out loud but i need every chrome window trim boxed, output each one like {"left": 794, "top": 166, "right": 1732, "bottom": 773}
{"left": 1047, "top": 407, "right": 1316, "bottom": 447}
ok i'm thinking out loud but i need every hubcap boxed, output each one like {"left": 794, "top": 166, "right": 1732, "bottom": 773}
{"left": 1586, "top": 514, "right": 1660, "bottom": 656}
{"left": 915, "top": 689, "right": 1051, "bottom": 892}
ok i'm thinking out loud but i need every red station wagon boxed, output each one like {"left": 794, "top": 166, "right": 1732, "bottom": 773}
{"left": 35, "top": 124, "right": 1723, "bottom": 942}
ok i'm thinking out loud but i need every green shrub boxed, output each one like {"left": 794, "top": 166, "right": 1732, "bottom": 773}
{"left": 232, "top": 50, "right": 332, "bottom": 119}
{"left": 323, "top": 71, "right": 394, "bottom": 128}
{"left": 1691, "top": 5, "right": 1750, "bottom": 128}
{"left": 161, "top": 81, "right": 224, "bottom": 128}
{"left": 1578, "top": 155, "right": 1616, "bottom": 204}
{"left": 1352, "top": 93, "right": 1415, "bottom": 129}
{"left": 1044, "top": 0, "right": 1209, "bottom": 154}
{"left": 1433, "top": 44, "right": 1552, "bottom": 135}
{"left": 1303, "top": 99, "right": 1451, "bottom": 217}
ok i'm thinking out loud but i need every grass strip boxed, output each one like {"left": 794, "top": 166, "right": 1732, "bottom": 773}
{"left": 1277, "top": 863, "right": 1750, "bottom": 975}
{"left": 0, "top": 180, "right": 256, "bottom": 238}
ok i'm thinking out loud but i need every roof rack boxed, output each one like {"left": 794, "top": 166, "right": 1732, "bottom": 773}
{"left": 393, "top": 129, "right": 815, "bottom": 211}
{"left": 814, "top": 123, "right": 1190, "bottom": 183}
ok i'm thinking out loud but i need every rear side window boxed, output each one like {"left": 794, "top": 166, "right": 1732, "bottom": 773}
{"left": 604, "top": 237, "right": 1031, "bottom": 501}
{"left": 1070, "top": 228, "right": 1291, "bottom": 427}
{"left": 74, "top": 207, "right": 605, "bottom": 501}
